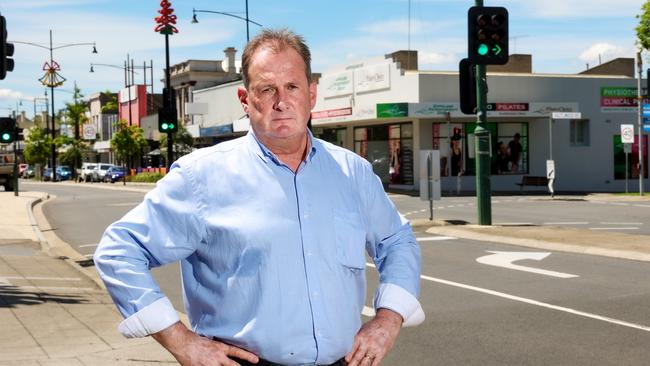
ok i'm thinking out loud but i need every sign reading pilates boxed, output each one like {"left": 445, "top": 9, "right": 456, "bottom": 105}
{"left": 601, "top": 87, "right": 649, "bottom": 113}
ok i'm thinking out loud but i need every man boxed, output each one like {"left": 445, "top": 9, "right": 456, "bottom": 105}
{"left": 95, "top": 28, "right": 423, "bottom": 366}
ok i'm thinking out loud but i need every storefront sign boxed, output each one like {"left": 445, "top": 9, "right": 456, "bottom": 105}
{"left": 311, "top": 107, "right": 353, "bottom": 119}
{"left": 355, "top": 63, "right": 390, "bottom": 93}
{"left": 487, "top": 103, "right": 529, "bottom": 112}
{"left": 200, "top": 124, "right": 233, "bottom": 137}
{"left": 410, "top": 103, "right": 458, "bottom": 117}
{"left": 322, "top": 71, "right": 353, "bottom": 98}
{"left": 377, "top": 103, "right": 408, "bottom": 118}
{"left": 601, "top": 87, "right": 649, "bottom": 113}
{"left": 551, "top": 112, "right": 582, "bottom": 119}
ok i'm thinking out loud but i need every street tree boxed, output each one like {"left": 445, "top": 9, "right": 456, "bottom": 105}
{"left": 110, "top": 119, "right": 147, "bottom": 172}
{"left": 23, "top": 126, "right": 52, "bottom": 180}
{"left": 637, "top": 0, "right": 650, "bottom": 51}
{"left": 100, "top": 90, "right": 118, "bottom": 114}
{"left": 160, "top": 122, "right": 194, "bottom": 162}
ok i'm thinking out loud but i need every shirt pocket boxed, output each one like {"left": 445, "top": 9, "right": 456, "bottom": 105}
{"left": 333, "top": 210, "right": 367, "bottom": 270}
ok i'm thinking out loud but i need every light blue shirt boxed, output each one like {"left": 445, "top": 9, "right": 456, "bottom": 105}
{"left": 95, "top": 131, "right": 424, "bottom": 365}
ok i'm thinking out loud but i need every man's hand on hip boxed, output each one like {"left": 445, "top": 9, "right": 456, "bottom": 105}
{"left": 152, "top": 321, "right": 259, "bottom": 366}
{"left": 345, "top": 308, "right": 403, "bottom": 366}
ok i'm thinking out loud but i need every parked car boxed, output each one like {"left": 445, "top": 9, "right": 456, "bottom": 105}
{"left": 79, "top": 162, "right": 98, "bottom": 182}
{"left": 94, "top": 163, "right": 114, "bottom": 182}
{"left": 43, "top": 168, "right": 54, "bottom": 181}
{"left": 56, "top": 166, "right": 72, "bottom": 181}
{"left": 23, "top": 166, "right": 35, "bottom": 178}
{"left": 104, "top": 166, "right": 126, "bottom": 183}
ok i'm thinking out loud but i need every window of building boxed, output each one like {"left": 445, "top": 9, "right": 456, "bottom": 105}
{"left": 433, "top": 122, "right": 529, "bottom": 176}
{"left": 315, "top": 127, "right": 346, "bottom": 147}
{"left": 354, "top": 123, "right": 414, "bottom": 185}
{"left": 570, "top": 119, "right": 590, "bottom": 146}
{"left": 613, "top": 134, "right": 648, "bottom": 179}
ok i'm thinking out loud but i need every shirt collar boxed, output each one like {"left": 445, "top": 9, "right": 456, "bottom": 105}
{"left": 247, "top": 129, "right": 318, "bottom": 166}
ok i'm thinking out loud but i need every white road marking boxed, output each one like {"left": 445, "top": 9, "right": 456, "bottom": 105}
{"left": 476, "top": 251, "right": 578, "bottom": 279}
{"left": 543, "top": 222, "right": 589, "bottom": 225}
{"left": 589, "top": 227, "right": 639, "bottom": 231}
{"left": 599, "top": 222, "right": 643, "bottom": 225}
{"left": 494, "top": 222, "right": 534, "bottom": 226}
{"left": 362, "top": 306, "right": 376, "bottom": 317}
{"left": 365, "top": 263, "right": 650, "bottom": 333}
{"left": 5, "top": 285, "right": 95, "bottom": 291}
{"left": 78, "top": 244, "right": 99, "bottom": 248}
{"left": 417, "top": 236, "right": 457, "bottom": 242}
{"left": 609, "top": 203, "right": 629, "bottom": 206}
{"left": 590, "top": 201, "right": 607, "bottom": 204}
{"left": 105, "top": 202, "right": 140, "bottom": 207}
{"left": 0, "top": 276, "right": 81, "bottom": 281}
{"left": 633, "top": 204, "right": 650, "bottom": 208}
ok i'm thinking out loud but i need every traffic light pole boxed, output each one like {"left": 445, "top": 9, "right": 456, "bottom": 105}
{"left": 165, "top": 32, "right": 173, "bottom": 170}
{"left": 474, "top": 0, "right": 492, "bottom": 225}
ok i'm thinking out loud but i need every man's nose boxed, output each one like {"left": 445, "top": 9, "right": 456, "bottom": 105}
{"left": 272, "top": 89, "right": 289, "bottom": 111}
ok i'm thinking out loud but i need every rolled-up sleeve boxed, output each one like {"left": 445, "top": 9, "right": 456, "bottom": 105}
{"left": 94, "top": 161, "right": 206, "bottom": 337}
{"left": 361, "top": 163, "right": 424, "bottom": 327}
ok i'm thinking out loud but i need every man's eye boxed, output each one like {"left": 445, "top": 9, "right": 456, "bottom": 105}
{"left": 260, "top": 87, "right": 275, "bottom": 96}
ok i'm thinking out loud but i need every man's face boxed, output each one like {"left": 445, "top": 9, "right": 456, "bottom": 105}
{"left": 238, "top": 46, "right": 316, "bottom": 144}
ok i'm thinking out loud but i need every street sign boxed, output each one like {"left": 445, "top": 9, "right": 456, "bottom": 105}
{"left": 624, "top": 143, "right": 632, "bottom": 153}
{"left": 621, "top": 124, "right": 635, "bottom": 143}
{"left": 82, "top": 124, "right": 96, "bottom": 140}
{"left": 644, "top": 124, "right": 650, "bottom": 132}
{"left": 546, "top": 160, "right": 555, "bottom": 180}
{"left": 551, "top": 112, "right": 581, "bottom": 119}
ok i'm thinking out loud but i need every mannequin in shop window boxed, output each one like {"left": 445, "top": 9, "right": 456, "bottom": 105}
{"left": 450, "top": 127, "right": 463, "bottom": 177}
{"left": 389, "top": 140, "right": 401, "bottom": 184}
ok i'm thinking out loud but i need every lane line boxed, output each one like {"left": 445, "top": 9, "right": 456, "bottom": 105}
{"left": 543, "top": 222, "right": 589, "bottom": 225}
{"left": 589, "top": 227, "right": 639, "bottom": 231}
{"left": 365, "top": 263, "right": 650, "bottom": 333}
{"left": 78, "top": 244, "right": 99, "bottom": 248}
{"left": 0, "top": 276, "right": 81, "bottom": 281}
{"left": 609, "top": 203, "right": 629, "bottom": 206}
{"left": 417, "top": 236, "right": 458, "bottom": 242}
{"left": 599, "top": 222, "right": 643, "bottom": 225}
{"left": 0, "top": 285, "right": 95, "bottom": 291}
{"left": 105, "top": 202, "right": 140, "bottom": 207}
{"left": 494, "top": 222, "right": 534, "bottom": 226}
{"left": 633, "top": 204, "right": 650, "bottom": 208}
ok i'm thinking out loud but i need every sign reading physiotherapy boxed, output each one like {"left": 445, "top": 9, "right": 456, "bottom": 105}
{"left": 601, "top": 87, "right": 649, "bottom": 113}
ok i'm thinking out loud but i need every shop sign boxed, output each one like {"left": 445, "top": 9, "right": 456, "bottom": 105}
{"left": 200, "top": 124, "right": 233, "bottom": 137}
{"left": 355, "top": 63, "right": 390, "bottom": 93}
{"left": 529, "top": 102, "right": 579, "bottom": 117}
{"left": 323, "top": 71, "right": 353, "bottom": 98}
{"left": 601, "top": 87, "right": 649, "bottom": 113}
{"left": 410, "top": 103, "right": 458, "bottom": 117}
{"left": 311, "top": 107, "right": 353, "bottom": 120}
{"left": 487, "top": 103, "right": 528, "bottom": 112}
{"left": 377, "top": 103, "right": 408, "bottom": 118}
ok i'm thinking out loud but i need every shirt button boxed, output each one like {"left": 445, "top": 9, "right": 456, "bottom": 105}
{"left": 303, "top": 213, "right": 310, "bottom": 219}
{"left": 313, "top": 291, "right": 319, "bottom": 297}
{"left": 307, "top": 251, "right": 313, "bottom": 256}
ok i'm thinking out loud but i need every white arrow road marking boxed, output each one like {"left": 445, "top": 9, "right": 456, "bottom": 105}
{"left": 476, "top": 251, "right": 578, "bottom": 279}
{"left": 362, "top": 306, "right": 376, "bottom": 317}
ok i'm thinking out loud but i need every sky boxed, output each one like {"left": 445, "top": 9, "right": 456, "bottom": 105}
{"left": 0, "top": 0, "right": 645, "bottom": 117}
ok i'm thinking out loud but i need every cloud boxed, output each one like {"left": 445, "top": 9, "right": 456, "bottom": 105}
{"left": 502, "top": 0, "right": 641, "bottom": 18}
{"left": 579, "top": 43, "right": 636, "bottom": 64}
{"left": 0, "top": 89, "right": 35, "bottom": 101}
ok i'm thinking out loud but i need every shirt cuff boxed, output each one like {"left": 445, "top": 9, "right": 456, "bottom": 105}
{"left": 118, "top": 297, "right": 180, "bottom": 338}
{"left": 374, "top": 283, "right": 425, "bottom": 327}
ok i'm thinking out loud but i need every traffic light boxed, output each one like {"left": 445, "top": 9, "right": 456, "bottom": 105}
{"left": 0, "top": 117, "right": 16, "bottom": 143}
{"left": 459, "top": 58, "right": 477, "bottom": 114}
{"left": 158, "top": 107, "right": 178, "bottom": 133}
{"left": 0, "top": 15, "right": 15, "bottom": 80}
{"left": 468, "top": 6, "right": 508, "bottom": 65}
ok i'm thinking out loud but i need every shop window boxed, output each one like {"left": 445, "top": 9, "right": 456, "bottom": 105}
{"left": 354, "top": 123, "right": 413, "bottom": 186}
{"left": 613, "top": 134, "right": 648, "bottom": 179}
{"left": 432, "top": 122, "right": 529, "bottom": 176}
{"left": 316, "top": 127, "right": 346, "bottom": 147}
{"left": 570, "top": 119, "right": 590, "bottom": 146}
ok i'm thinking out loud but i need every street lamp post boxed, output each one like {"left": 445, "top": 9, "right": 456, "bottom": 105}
{"left": 90, "top": 58, "right": 154, "bottom": 126}
{"left": 192, "top": 2, "right": 263, "bottom": 43}
{"left": 12, "top": 30, "right": 96, "bottom": 176}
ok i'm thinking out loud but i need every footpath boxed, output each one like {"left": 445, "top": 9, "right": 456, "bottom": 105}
{"left": 0, "top": 186, "right": 649, "bottom": 365}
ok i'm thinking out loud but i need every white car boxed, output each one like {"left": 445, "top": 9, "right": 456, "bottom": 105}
{"left": 79, "top": 163, "right": 98, "bottom": 182}
{"left": 94, "top": 163, "right": 115, "bottom": 182}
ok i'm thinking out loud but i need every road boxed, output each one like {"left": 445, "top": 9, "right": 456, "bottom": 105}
{"left": 20, "top": 180, "right": 650, "bottom": 365}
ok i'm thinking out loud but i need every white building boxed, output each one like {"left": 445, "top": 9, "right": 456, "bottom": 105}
{"left": 189, "top": 51, "right": 649, "bottom": 193}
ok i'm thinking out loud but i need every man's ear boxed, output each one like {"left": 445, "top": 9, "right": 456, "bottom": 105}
{"left": 237, "top": 86, "right": 249, "bottom": 114}
{"left": 309, "top": 81, "right": 317, "bottom": 109}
